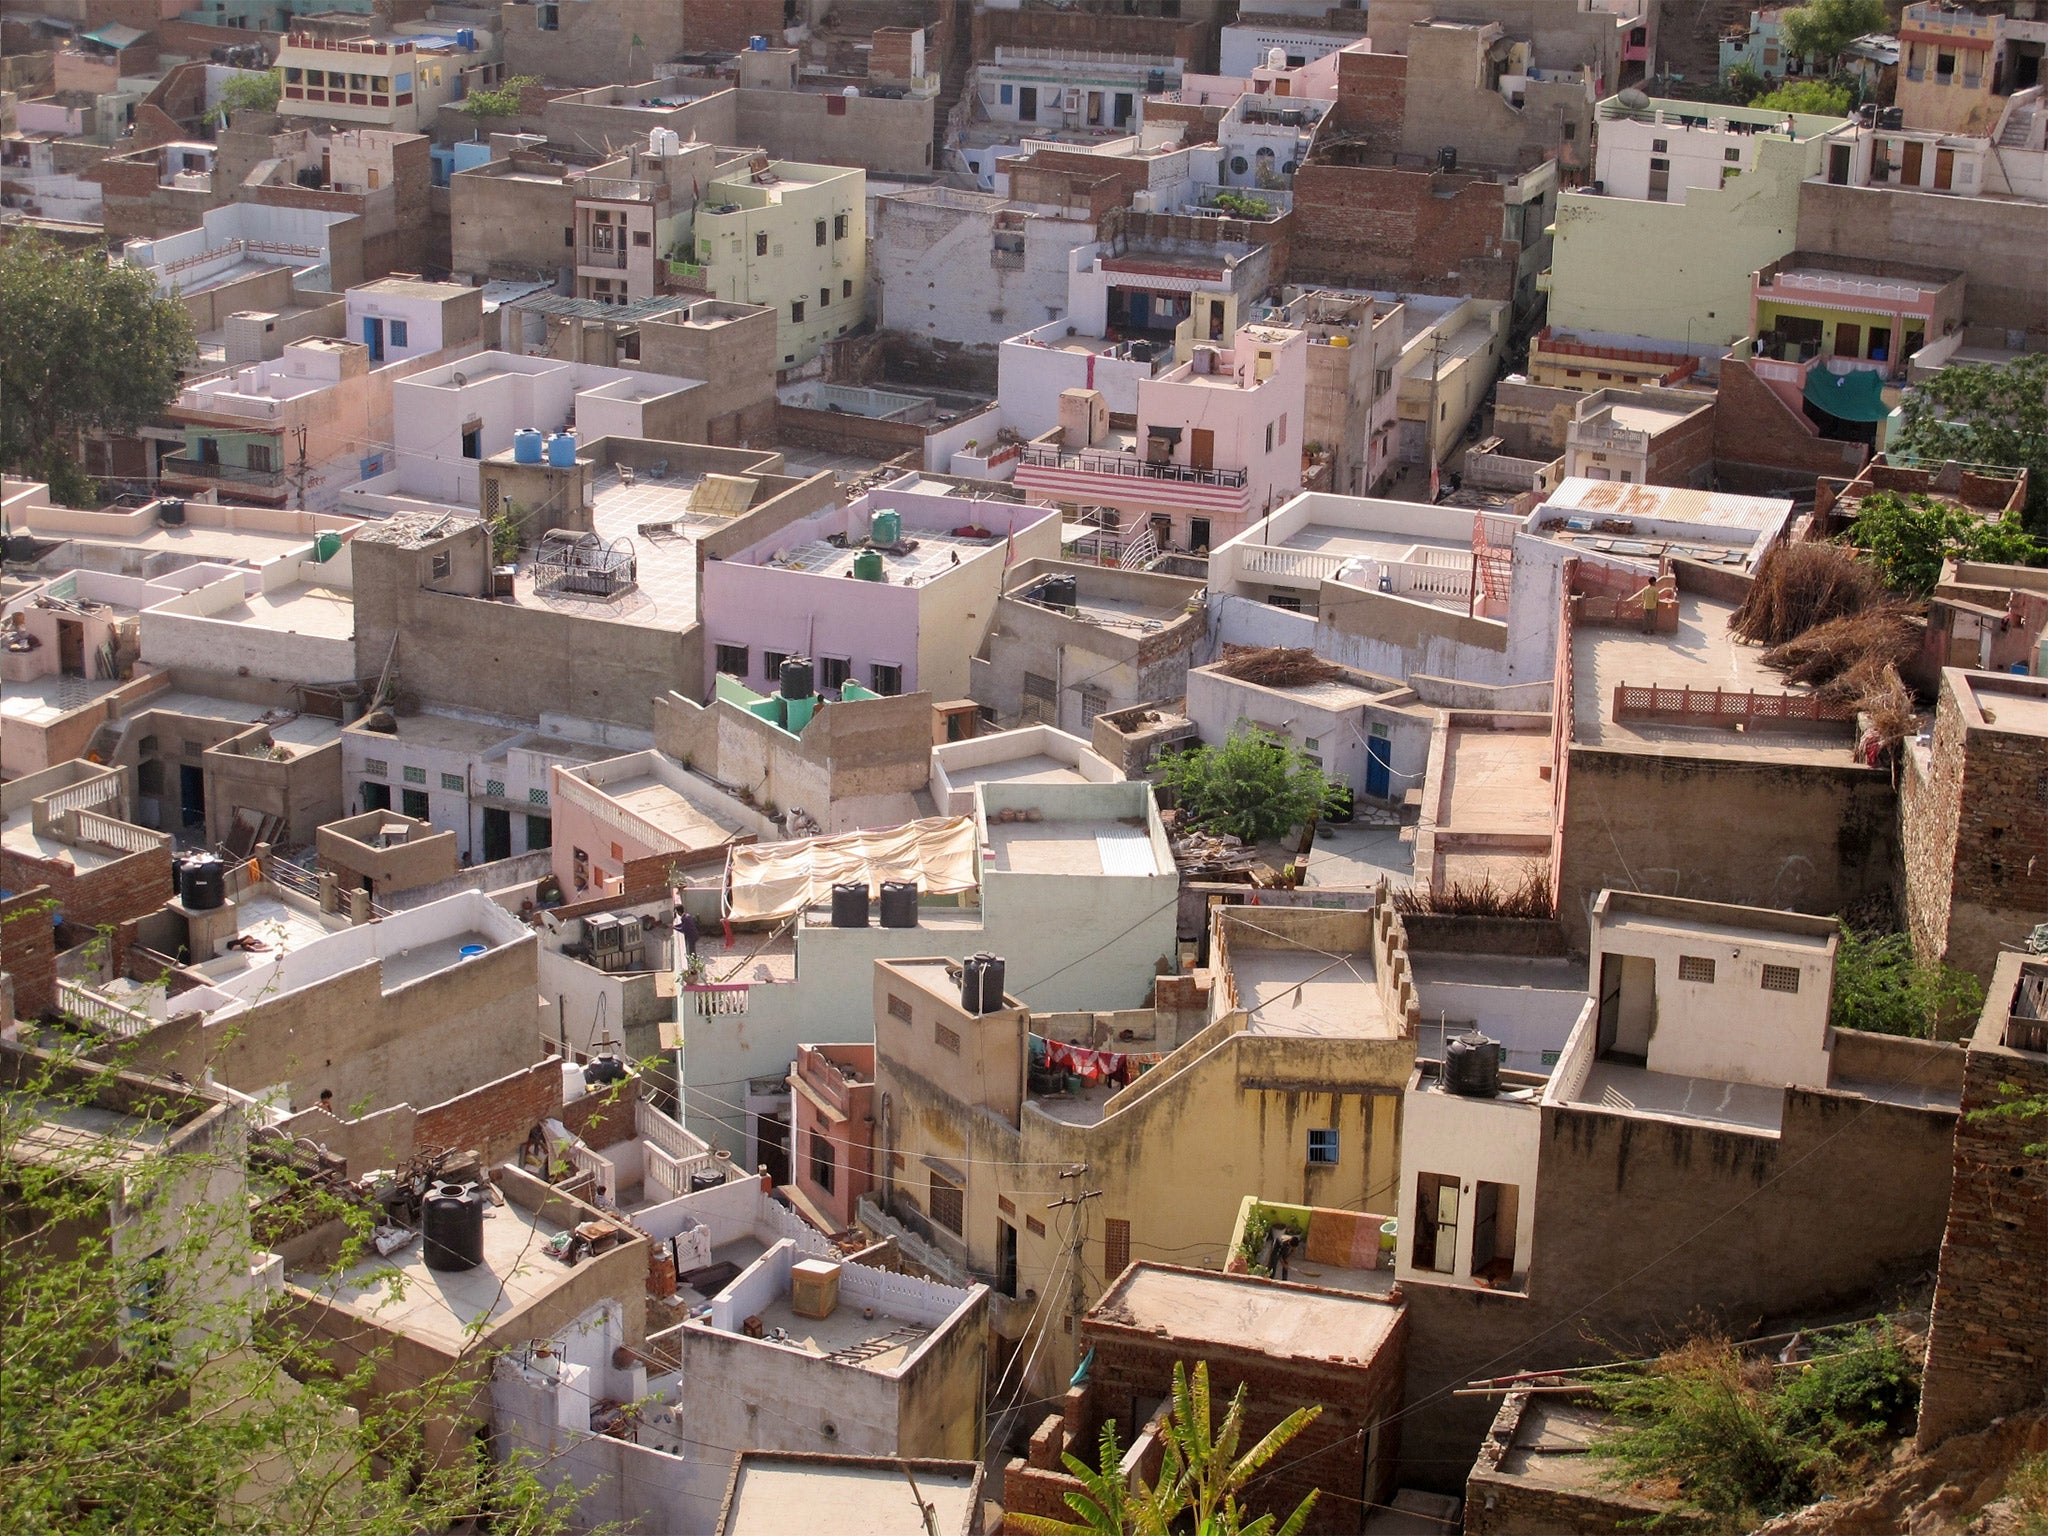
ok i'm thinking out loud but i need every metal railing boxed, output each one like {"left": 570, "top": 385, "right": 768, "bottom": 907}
{"left": 1019, "top": 443, "right": 1249, "bottom": 489}
{"left": 161, "top": 456, "right": 286, "bottom": 488}
{"left": 579, "top": 245, "right": 628, "bottom": 269}
{"left": 577, "top": 176, "right": 655, "bottom": 202}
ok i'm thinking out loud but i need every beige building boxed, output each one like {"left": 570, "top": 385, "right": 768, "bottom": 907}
{"left": 695, "top": 158, "right": 866, "bottom": 369}
{"left": 868, "top": 897, "right": 1420, "bottom": 1397}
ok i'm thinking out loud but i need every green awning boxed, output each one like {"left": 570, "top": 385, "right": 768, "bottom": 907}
{"left": 1803, "top": 366, "right": 1890, "bottom": 423}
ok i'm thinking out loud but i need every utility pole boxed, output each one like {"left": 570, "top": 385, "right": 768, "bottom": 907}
{"left": 1424, "top": 329, "right": 1444, "bottom": 503}
{"left": 1048, "top": 1167, "right": 1101, "bottom": 1365}
{"left": 289, "top": 423, "right": 309, "bottom": 509}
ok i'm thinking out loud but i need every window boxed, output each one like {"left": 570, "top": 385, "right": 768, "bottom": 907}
{"left": 526, "top": 814, "right": 552, "bottom": 849}
{"left": 809, "top": 1131, "right": 836, "bottom": 1193}
{"left": 1414, "top": 1172, "right": 1459, "bottom": 1274}
{"left": 564, "top": 227, "right": 575, "bottom": 247}
{"left": 1307, "top": 1128, "right": 1339, "bottom": 1165}
{"left": 363, "top": 758, "right": 388, "bottom": 777}
{"left": 1265, "top": 422, "right": 1274, "bottom": 452}
{"left": 402, "top": 765, "right": 426, "bottom": 784}
{"left": 934, "top": 1021, "right": 961, "bottom": 1053}
{"left": 1562, "top": 121, "right": 1576, "bottom": 140}
{"left": 715, "top": 643, "right": 749, "bottom": 676}
{"left": 1761, "top": 964, "right": 1801, "bottom": 994}
{"left": 1104, "top": 1216, "right": 1130, "bottom": 1275}
{"left": 1266, "top": 593, "right": 1303, "bottom": 612}
{"left": 791, "top": 299, "right": 804, "bottom": 323}
{"left": 632, "top": 230, "right": 649, "bottom": 247}
{"left": 842, "top": 279, "right": 853, "bottom": 299}
{"left": 998, "top": 1194, "right": 1015, "bottom": 1216}
{"left": 762, "top": 649, "right": 788, "bottom": 683}
{"left": 1677, "top": 954, "right": 1716, "bottom": 983}
{"left": 401, "top": 788, "right": 430, "bottom": 820}
{"left": 440, "top": 772, "right": 464, "bottom": 792}
{"left": 887, "top": 993, "right": 913, "bottom": 1023}
{"left": 1230, "top": 155, "right": 1248, "bottom": 175}
{"left": 389, "top": 319, "right": 409, "bottom": 347}
{"left": 930, "top": 1172, "right": 963, "bottom": 1235}
{"left": 870, "top": 662, "right": 902, "bottom": 696}
{"left": 246, "top": 443, "right": 274, "bottom": 473}
{"left": 1026, "top": 1214, "right": 1045, "bottom": 1236}
{"left": 834, "top": 213, "right": 847, "bottom": 239}
{"left": 1652, "top": 138, "right": 1668, "bottom": 153}
{"left": 1000, "top": 83, "right": 1014, "bottom": 105}
{"left": 820, "top": 286, "right": 830, "bottom": 308}
{"left": 821, "top": 656, "right": 851, "bottom": 690}
{"left": 460, "top": 426, "right": 480, "bottom": 460}
{"left": 1725, "top": 147, "right": 1741, "bottom": 163}
{"left": 814, "top": 219, "right": 827, "bottom": 247}
{"left": 754, "top": 229, "right": 768, "bottom": 256}
{"left": 529, "top": 786, "right": 548, "bottom": 807}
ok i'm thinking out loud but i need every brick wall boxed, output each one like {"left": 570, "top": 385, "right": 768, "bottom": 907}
{"left": 1903, "top": 678, "right": 2048, "bottom": 980}
{"left": 1332, "top": 48, "right": 1406, "bottom": 147}
{"left": 562, "top": 1072, "right": 639, "bottom": 1150}
{"left": 0, "top": 845, "right": 174, "bottom": 947}
{"left": 1711, "top": 357, "right": 1869, "bottom": 493}
{"left": 1288, "top": 160, "right": 1516, "bottom": 300}
{"left": 415, "top": 1057, "right": 561, "bottom": 1165}
{"left": 0, "top": 886, "right": 57, "bottom": 1023}
{"left": 684, "top": 0, "right": 785, "bottom": 52}
{"left": 1919, "top": 991, "right": 2048, "bottom": 1449}
{"left": 972, "top": 9, "right": 1213, "bottom": 68}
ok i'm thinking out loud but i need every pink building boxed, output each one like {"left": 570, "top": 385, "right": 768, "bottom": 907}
{"left": 1014, "top": 320, "right": 1309, "bottom": 554}
{"left": 697, "top": 477, "right": 1063, "bottom": 702}
{"left": 548, "top": 750, "right": 759, "bottom": 900}
{"left": 785, "top": 1042, "right": 876, "bottom": 1233}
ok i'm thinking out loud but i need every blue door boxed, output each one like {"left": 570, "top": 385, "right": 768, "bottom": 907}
{"left": 362, "top": 316, "right": 383, "bottom": 361}
{"left": 1365, "top": 725, "right": 1392, "bottom": 799}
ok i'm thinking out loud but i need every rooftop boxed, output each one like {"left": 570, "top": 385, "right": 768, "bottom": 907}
{"left": 202, "top": 581, "right": 354, "bottom": 640}
{"left": 1089, "top": 1263, "right": 1403, "bottom": 1367}
{"left": 1226, "top": 939, "right": 1393, "bottom": 1039}
{"left": 754, "top": 526, "right": 1005, "bottom": 583}
{"left": 0, "top": 1090, "right": 176, "bottom": 1169}
{"left": 719, "top": 1456, "right": 981, "bottom": 1536}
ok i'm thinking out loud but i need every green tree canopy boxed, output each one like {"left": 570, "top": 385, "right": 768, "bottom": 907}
{"left": 1842, "top": 489, "right": 2047, "bottom": 596}
{"left": 1780, "top": 0, "right": 1889, "bottom": 72}
{"left": 1155, "top": 727, "right": 1332, "bottom": 845}
{"left": 1893, "top": 353, "right": 2048, "bottom": 530}
{"left": 1752, "top": 79, "right": 1852, "bottom": 116}
{"left": 207, "top": 69, "right": 282, "bottom": 125}
{"left": 1828, "top": 924, "right": 1984, "bottom": 1038}
{"left": 462, "top": 75, "right": 541, "bottom": 120}
{"left": 0, "top": 238, "right": 193, "bottom": 507}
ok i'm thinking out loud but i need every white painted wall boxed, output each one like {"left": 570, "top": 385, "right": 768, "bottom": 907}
{"left": 1394, "top": 1082, "right": 1542, "bottom": 1291}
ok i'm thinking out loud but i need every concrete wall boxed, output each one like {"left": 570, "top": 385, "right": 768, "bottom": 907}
{"left": 1555, "top": 746, "right": 1897, "bottom": 950}
{"left": 734, "top": 88, "right": 935, "bottom": 179}
{"left": 874, "top": 192, "right": 1085, "bottom": 350}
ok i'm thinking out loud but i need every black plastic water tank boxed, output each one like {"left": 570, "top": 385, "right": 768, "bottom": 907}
{"left": 2, "top": 533, "right": 36, "bottom": 563}
{"left": 421, "top": 1181, "right": 486, "bottom": 1272}
{"left": 830, "top": 881, "right": 870, "bottom": 928}
{"left": 688, "top": 1169, "right": 725, "bottom": 1193}
{"left": 878, "top": 879, "right": 919, "bottom": 929}
{"left": 780, "top": 655, "right": 815, "bottom": 699}
{"left": 1443, "top": 1033, "right": 1503, "bottom": 1098}
{"left": 156, "top": 499, "right": 186, "bottom": 527}
{"left": 1038, "top": 574, "right": 1079, "bottom": 610}
{"left": 179, "top": 854, "right": 226, "bottom": 911}
{"left": 960, "top": 953, "right": 1006, "bottom": 1015}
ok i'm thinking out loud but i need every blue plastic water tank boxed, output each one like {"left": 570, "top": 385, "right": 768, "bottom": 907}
{"left": 512, "top": 428, "right": 544, "bottom": 465}
{"left": 457, "top": 27, "right": 475, "bottom": 50}
{"left": 749, "top": 33, "right": 768, "bottom": 49}
{"left": 546, "top": 430, "right": 577, "bottom": 468}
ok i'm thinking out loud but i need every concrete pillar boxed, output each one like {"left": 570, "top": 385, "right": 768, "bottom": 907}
{"left": 319, "top": 870, "right": 340, "bottom": 914}
{"left": 347, "top": 887, "right": 371, "bottom": 925}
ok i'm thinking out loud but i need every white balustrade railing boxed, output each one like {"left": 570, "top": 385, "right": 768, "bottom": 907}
{"left": 73, "top": 809, "right": 169, "bottom": 856}
{"left": 1240, "top": 544, "right": 1348, "bottom": 583}
{"left": 57, "top": 980, "right": 154, "bottom": 1038}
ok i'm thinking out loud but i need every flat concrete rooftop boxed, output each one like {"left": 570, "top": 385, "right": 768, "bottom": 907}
{"left": 1572, "top": 1060, "right": 1786, "bottom": 1133}
{"left": 985, "top": 818, "right": 1165, "bottom": 877}
{"left": 1230, "top": 946, "right": 1395, "bottom": 1039}
{"left": 1092, "top": 1264, "right": 1402, "bottom": 1366}
{"left": 505, "top": 467, "right": 727, "bottom": 630}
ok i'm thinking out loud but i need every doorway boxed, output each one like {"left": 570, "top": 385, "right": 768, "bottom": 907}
{"left": 1834, "top": 321, "right": 1861, "bottom": 357}
{"left": 1189, "top": 517, "right": 1211, "bottom": 551}
{"left": 179, "top": 764, "right": 206, "bottom": 829}
{"left": 362, "top": 316, "right": 384, "bottom": 362}
{"left": 1594, "top": 952, "right": 1656, "bottom": 1062}
{"left": 1902, "top": 139, "right": 1925, "bottom": 184}
{"left": 1827, "top": 142, "right": 1851, "bottom": 184}
{"left": 1190, "top": 428, "right": 1215, "bottom": 470}
{"left": 997, "top": 1220, "right": 1019, "bottom": 1298}
{"left": 1366, "top": 723, "right": 1392, "bottom": 798}
{"left": 756, "top": 1112, "right": 791, "bottom": 1186}
{"left": 56, "top": 618, "right": 86, "bottom": 676}
{"left": 362, "top": 780, "right": 391, "bottom": 812}
{"left": 1934, "top": 148, "right": 1955, "bottom": 190}
{"left": 1018, "top": 85, "right": 1037, "bottom": 121}
{"left": 481, "top": 806, "right": 512, "bottom": 863}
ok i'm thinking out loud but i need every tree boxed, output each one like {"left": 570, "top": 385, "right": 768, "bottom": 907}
{"left": 0, "top": 1011, "right": 591, "bottom": 1535}
{"left": 1829, "top": 924, "right": 1984, "bottom": 1039}
{"left": 1154, "top": 727, "right": 1332, "bottom": 845}
{"left": 1893, "top": 354, "right": 2048, "bottom": 531}
{"left": 462, "top": 75, "right": 541, "bottom": 121}
{"left": 1011, "top": 1360, "right": 1322, "bottom": 1536}
{"left": 0, "top": 239, "right": 193, "bottom": 507}
{"left": 1842, "top": 490, "right": 2047, "bottom": 596}
{"left": 1780, "top": 0, "right": 1889, "bottom": 75}
{"left": 1752, "top": 79, "right": 1852, "bottom": 116}
{"left": 207, "top": 69, "right": 282, "bottom": 126}
{"left": 1725, "top": 62, "right": 1767, "bottom": 104}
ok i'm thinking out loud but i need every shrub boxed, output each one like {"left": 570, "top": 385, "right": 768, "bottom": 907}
{"left": 1154, "top": 727, "right": 1331, "bottom": 844}
{"left": 1830, "top": 925, "right": 1984, "bottom": 1039}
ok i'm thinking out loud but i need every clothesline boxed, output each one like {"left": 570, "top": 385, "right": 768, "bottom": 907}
{"left": 1030, "top": 1032, "right": 1163, "bottom": 1083}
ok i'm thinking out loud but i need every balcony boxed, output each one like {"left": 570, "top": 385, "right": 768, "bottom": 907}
{"left": 577, "top": 176, "right": 655, "bottom": 203}
{"left": 579, "top": 244, "right": 628, "bottom": 270}
{"left": 160, "top": 455, "right": 286, "bottom": 490}
{"left": 1017, "top": 443, "right": 1248, "bottom": 490}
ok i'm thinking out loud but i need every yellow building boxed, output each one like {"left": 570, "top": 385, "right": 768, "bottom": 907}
{"left": 696, "top": 159, "right": 866, "bottom": 369}
{"left": 868, "top": 898, "right": 1420, "bottom": 1398}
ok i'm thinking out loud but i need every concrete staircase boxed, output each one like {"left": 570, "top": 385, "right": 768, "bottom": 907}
{"left": 2000, "top": 103, "right": 2039, "bottom": 148}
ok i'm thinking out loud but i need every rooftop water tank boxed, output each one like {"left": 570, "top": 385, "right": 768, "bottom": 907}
{"left": 313, "top": 531, "right": 342, "bottom": 562}
{"left": 961, "top": 953, "right": 1006, "bottom": 1016}
{"left": 852, "top": 548, "right": 884, "bottom": 582}
{"left": 650, "top": 126, "right": 681, "bottom": 157}
{"left": 457, "top": 27, "right": 475, "bottom": 50}
{"left": 831, "top": 881, "right": 870, "bottom": 928}
{"left": 513, "top": 428, "right": 544, "bottom": 465}
{"left": 1443, "top": 1032, "right": 1503, "bottom": 1098}
{"left": 421, "top": 1181, "right": 486, "bottom": 1272}
{"left": 870, "top": 509, "right": 902, "bottom": 547}
{"left": 879, "top": 880, "right": 919, "bottom": 930}
{"left": 178, "top": 854, "right": 226, "bottom": 912}
{"left": 546, "top": 430, "right": 576, "bottom": 468}
{"left": 1038, "top": 573, "right": 1078, "bottom": 611}
{"left": 780, "top": 655, "right": 814, "bottom": 699}
{"left": 749, "top": 33, "right": 768, "bottom": 49}
{"left": 1267, "top": 46, "right": 1286, "bottom": 70}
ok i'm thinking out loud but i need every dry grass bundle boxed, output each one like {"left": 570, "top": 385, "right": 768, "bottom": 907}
{"left": 1759, "top": 603, "right": 1920, "bottom": 688}
{"left": 1857, "top": 663, "right": 1916, "bottom": 751}
{"left": 1394, "top": 862, "right": 1555, "bottom": 920}
{"left": 1731, "top": 542, "right": 1888, "bottom": 646}
{"left": 1216, "top": 645, "right": 1345, "bottom": 688}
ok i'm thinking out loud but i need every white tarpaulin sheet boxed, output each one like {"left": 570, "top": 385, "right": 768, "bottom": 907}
{"left": 724, "top": 816, "right": 979, "bottom": 922}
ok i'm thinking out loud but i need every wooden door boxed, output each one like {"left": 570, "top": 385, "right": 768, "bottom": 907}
{"left": 1834, "top": 321, "right": 1861, "bottom": 357}
{"left": 1190, "top": 428, "right": 1215, "bottom": 469}
{"left": 1902, "top": 139, "right": 1925, "bottom": 184}
{"left": 1935, "top": 148, "right": 1956, "bottom": 190}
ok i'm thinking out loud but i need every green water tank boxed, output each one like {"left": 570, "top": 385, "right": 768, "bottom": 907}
{"left": 313, "top": 531, "right": 342, "bottom": 562}
{"left": 853, "top": 548, "right": 884, "bottom": 582}
{"left": 870, "top": 508, "right": 902, "bottom": 547}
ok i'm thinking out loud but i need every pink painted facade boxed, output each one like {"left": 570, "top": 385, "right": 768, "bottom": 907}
{"left": 1015, "top": 323, "right": 1308, "bottom": 553}
{"left": 697, "top": 478, "right": 1062, "bottom": 700}
{"left": 787, "top": 1041, "right": 876, "bottom": 1232}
